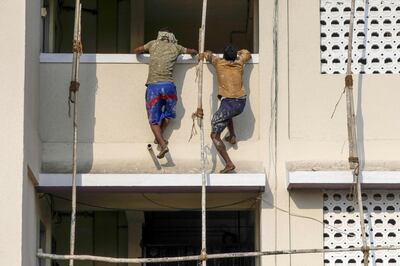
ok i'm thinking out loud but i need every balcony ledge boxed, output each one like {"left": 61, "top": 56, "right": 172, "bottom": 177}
{"left": 37, "top": 173, "right": 266, "bottom": 193}
{"left": 288, "top": 170, "right": 400, "bottom": 190}
{"left": 39, "top": 53, "right": 259, "bottom": 64}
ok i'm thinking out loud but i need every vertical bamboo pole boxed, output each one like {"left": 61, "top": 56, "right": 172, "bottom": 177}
{"left": 344, "top": 0, "right": 368, "bottom": 265}
{"left": 198, "top": 1, "right": 208, "bottom": 265}
{"left": 69, "top": 2, "right": 82, "bottom": 266}
{"left": 345, "top": 0, "right": 358, "bottom": 167}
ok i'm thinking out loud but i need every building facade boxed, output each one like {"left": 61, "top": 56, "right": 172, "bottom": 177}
{"left": 1, "top": 0, "right": 400, "bottom": 265}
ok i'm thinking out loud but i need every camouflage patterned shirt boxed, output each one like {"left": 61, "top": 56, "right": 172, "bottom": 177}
{"left": 204, "top": 49, "right": 251, "bottom": 99}
{"left": 144, "top": 40, "right": 187, "bottom": 85}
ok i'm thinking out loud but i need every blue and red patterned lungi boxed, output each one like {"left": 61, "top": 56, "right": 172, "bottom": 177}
{"left": 145, "top": 82, "right": 177, "bottom": 125}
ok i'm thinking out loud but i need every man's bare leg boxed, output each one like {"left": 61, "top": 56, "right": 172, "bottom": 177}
{"left": 161, "top": 118, "right": 170, "bottom": 133}
{"left": 224, "top": 119, "right": 237, "bottom": 144}
{"left": 211, "top": 132, "right": 235, "bottom": 173}
{"left": 154, "top": 118, "right": 171, "bottom": 145}
{"left": 150, "top": 124, "right": 169, "bottom": 158}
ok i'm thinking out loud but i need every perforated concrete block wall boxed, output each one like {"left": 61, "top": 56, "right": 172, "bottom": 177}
{"left": 320, "top": 0, "right": 400, "bottom": 74}
{"left": 323, "top": 191, "right": 400, "bottom": 265}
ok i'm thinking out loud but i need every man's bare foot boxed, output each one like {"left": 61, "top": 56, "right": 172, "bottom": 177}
{"left": 224, "top": 135, "right": 237, "bottom": 145}
{"left": 220, "top": 164, "right": 236, "bottom": 173}
{"left": 154, "top": 139, "right": 168, "bottom": 150}
{"left": 157, "top": 144, "right": 169, "bottom": 159}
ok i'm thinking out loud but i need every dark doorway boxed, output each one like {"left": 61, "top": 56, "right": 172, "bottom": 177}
{"left": 143, "top": 211, "right": 255, "bottom": 266}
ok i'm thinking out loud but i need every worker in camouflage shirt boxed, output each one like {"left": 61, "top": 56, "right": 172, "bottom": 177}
{"left": 134, "top": 28, "right": 197, "bottom": 158}
{"left": 200, "top": 44, "right": 251, "bottom": 173}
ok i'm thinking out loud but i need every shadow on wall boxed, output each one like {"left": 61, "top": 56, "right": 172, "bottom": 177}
{"left": 207, "top": 62, "right": 256, "bottom": 172}
{"left": 163, "top": 61, "right": 194, "bottom": 141}
{"left": 158, "top": 60, "right": 195, "bottom": 167}
{"left": 76, "top": 65, "right": 97, "bottom": 173}
{"left": 355, "top": 0, "right": 368, "bottom": 191}
{"left": 40, "top": 62, "right": 97, "bottom": 173}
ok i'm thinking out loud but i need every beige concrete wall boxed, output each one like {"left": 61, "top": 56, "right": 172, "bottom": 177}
{"left": 0, "top": 1, "right": 26, "bottom": 265}
{"left": 22, "top": 0, "right": 50, "bottom": 266}
{"left": 40, "top": 62, "right": 261, "bottom": 173}
{"left": 260, "top": 0, "right": 400, "bottom": 265}
{"left": 287, "top": 0, "right": 400, "bottom": 163}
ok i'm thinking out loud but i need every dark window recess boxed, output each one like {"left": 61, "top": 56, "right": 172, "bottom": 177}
{"left": 142, "top": 211, "right": 256, "bottom": 266}
{"left": 39, "top": 221, "right": 46, "bottom": 266}
{"left": 49, "top": 0, "right": 258, "bottom": 53}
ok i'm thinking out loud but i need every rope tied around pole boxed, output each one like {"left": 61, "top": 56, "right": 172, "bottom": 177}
{"left": 72, "top": 39, "right": 83, "bottom": 54}
{"left": 199, "top": 249, "right": 208, "bottom": 261}
{"left": 345, "top": 74, "right": 353, "bottom": 88}
{"left": 189, "top": 44, "right": 206, "bottom": 142}
{"left": 348, "top": 156, "right": 359, "bottom": 164}
{"left": 68, "top": 27, "right": 83, "bottom": 117}
{"left": 68, "top": 81, "right": 80, "bottom": 117}
{"left": 189, "top": 107, "right": 204, "bottom": 141}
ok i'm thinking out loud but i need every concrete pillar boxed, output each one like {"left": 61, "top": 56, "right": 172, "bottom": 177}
{"left": 126, "top": 211, "right": 145, "bottom": 266}
{"left": 0, "top": 1, "right": 26, "bottom": 265}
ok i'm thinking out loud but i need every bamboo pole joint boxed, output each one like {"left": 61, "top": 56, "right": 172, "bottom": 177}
{"left": 200, "top": 249, "right": 208, "bottom": 261}
{"left": 345, "top": 74, "right": 353, "bottom": 87}
{"left": 69, "top": 81, "right": 80, "bottom": 93}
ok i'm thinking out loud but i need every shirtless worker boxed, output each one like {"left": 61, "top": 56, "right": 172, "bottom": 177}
{"left": 201, "top": 44, "right": 251, "bottom": 173}
{"left": 134, "top": 28, "right": 197, "bottom": 158}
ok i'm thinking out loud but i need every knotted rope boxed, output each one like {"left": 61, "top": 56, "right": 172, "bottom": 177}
{"left": 189, "top": 60, "right": 205, "bottom": 141}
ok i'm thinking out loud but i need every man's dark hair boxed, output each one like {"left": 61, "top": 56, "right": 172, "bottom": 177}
{"left": 223, "top": 44, "right": 238, "bottom": 61}
{"left": 159, "top": 27, "right": 173, "bottom": 33}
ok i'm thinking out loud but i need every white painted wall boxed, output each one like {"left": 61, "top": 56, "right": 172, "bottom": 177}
{"left": 0, "top": 0, "right": 26, "bottom": 265}
{"left": 40, "top": 62, "right": 261, "bottom": 173}
{"left": 22, "top": 0, "right": 50, "bottom": 266}
{"left": 260, "top": 0, "right": 400, "bottom": 265}
{"left": 0, "top": 1, "right": 50, "bottom": 266}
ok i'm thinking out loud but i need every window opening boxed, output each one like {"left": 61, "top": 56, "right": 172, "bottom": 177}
{"left": 143, "top": 211, "right": 256, "bottom": 266}
{"left": 51, "top": 210, "right": 256, "bottom": 266}
{"left": 45, "top": 0, "right": 258, "bottom": 53}
{"left": 320, "top": 0, "right": 400, "bottom": 74}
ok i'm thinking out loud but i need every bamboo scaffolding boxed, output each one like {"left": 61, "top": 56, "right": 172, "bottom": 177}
{"left": 68, "top": 2, "right": 82, "bottom": 266}
{"left": 344, "top": 0, "right": 369, "bottom": 265}
{"left": 37, "top": 1, "right": 384, "bottom": 265}
{"left": 197, "top": 1, "right": 208, "bottom": 265}
{"left": 37, "top": 245, "right": 400, "bottom": 264}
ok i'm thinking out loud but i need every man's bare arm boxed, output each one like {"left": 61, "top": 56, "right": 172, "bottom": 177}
{"left": 199, "top": 50, "right": 215, "bottom": 62}
{"left": 238, "top": 49, "right": 252, "bottom": 63}
{"left": 186, "top": 48, "right": 198, "bottom": 55}
{"left": 133, "top": 46, "right": 146, "bottom": 54}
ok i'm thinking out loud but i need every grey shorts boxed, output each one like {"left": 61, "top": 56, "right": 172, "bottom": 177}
{"left": 211, "top": 98, "right": 246, "bottom": 133}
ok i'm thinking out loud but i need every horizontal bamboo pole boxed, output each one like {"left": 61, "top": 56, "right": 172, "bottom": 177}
{"left": 38, "top": 245, "right": 400, "bottom": 264}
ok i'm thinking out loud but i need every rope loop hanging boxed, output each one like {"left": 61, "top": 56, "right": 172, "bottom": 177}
{"left": 189, "top": 107, "right": 204, "bottom": 142}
